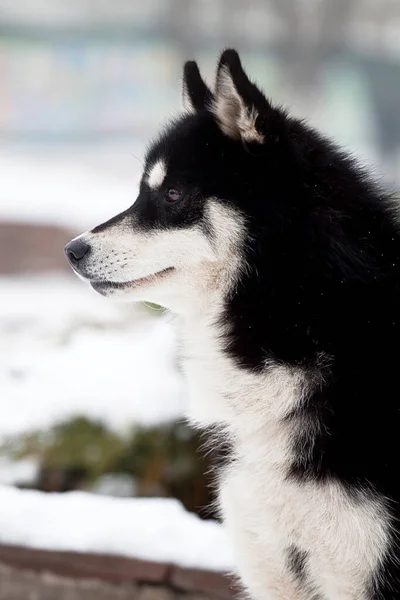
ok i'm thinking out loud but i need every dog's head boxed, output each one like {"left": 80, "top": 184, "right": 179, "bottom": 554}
{"left": 65, "top": 49, "right": 288, "bottom": 313}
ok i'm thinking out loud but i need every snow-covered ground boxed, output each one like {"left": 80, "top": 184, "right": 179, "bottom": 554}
{"left": 0, "top": 485, "right": 234, "bottom": 572}
{"left": 0, "top": 274, "right": 185, "bottom": 438}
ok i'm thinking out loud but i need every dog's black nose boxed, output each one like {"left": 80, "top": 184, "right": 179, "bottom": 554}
{"left": 64, "top": 239, "right": 90, "bottom": 263}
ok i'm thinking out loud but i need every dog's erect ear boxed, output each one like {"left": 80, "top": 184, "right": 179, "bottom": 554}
{"left": 182, "top": 61, "right": 214, "bottom": 112}
{"left": 212, "top": 49, "right": 273, "bottom": 144}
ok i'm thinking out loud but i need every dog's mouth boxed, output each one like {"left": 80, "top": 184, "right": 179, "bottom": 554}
{"left": 90, "top": 266, "right": 175, "bottom": 294}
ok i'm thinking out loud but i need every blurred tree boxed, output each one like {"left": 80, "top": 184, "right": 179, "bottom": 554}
{"left": 8, "top": 417, "right": 127, "bottom": 483}
{"left": 1, "top": 417, "right": 216, "bottom": 518}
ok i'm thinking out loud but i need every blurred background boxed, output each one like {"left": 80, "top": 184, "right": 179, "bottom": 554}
{"left": 0, "top": 0, "right": 399, "bottom": 597}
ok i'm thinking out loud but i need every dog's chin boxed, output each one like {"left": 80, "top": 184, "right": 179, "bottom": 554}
{"left": 89, "top": 267, "right": 175, "bottom": 298}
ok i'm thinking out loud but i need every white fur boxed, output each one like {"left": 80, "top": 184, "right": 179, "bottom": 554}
{"left": 147, "top": 160, "right": 166, "bottom": 189}
{"left": 76, "top": 193, "right": 390, "bottom": 599}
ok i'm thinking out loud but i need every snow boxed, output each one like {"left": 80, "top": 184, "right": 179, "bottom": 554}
{"left": 0, "top": 145, "right": 143, "bottom": 229}
{"left": 0, "top": 459, "right": 38, "bottom": 486}
{"left": 0, "top": 486, "right": 234, "bottom": 572}
{"left": 0, "top": 275, "right": 186, "bottom": 437}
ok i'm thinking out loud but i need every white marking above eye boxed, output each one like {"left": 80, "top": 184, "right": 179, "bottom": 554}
{"left": 147, "top": 160, "right": 167, "bottom": 189}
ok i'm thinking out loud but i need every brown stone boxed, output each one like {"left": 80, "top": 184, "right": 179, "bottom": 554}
{"left": 177, "top": 595, "right": 210, "bottom": 600}
{"left": 137, "top": 584, "right": 175, "bottom": 600}
{"left": 0, "top": 562, "right": 139, "bottom": 600}
{"left": 170, "top": 567, "right": 236, "bottom": 600}
{"left": 0, "top": 221, "right": 75, "bottom": 274}
{"left": 0, "top": 544, "right": 238, "bottom": 600}
{"left": 0, "top": 545, "right": 169, "bottom": 585}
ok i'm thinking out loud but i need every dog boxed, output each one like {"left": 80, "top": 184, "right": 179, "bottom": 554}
{"left": 65, "top": 49, "right": 400, "bottom": 599}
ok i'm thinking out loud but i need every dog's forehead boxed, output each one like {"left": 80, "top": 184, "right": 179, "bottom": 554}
{"left": 143, "top": 112, "right": 219, "bottom": 188}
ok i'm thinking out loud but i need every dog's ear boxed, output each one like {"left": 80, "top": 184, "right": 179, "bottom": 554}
{"left": 182, "top": 61, "right": 214, "bottom": 112}
{"left": 212, "top": 49, "right": 274, "bottom": 144}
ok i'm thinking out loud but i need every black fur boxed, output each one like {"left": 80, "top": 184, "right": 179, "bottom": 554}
{"left": 183, "top": 60, "right": 214, "bottom": 111}
{"left": 286, "top": 544, "right": 309, "bottom": 583}
{"left": 286, "top": 545, "right": 325, "bottom": 599}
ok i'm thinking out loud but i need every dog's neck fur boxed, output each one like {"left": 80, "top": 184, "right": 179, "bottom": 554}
{"left": 173, "top": 288, "right": 308, "bottom": 435}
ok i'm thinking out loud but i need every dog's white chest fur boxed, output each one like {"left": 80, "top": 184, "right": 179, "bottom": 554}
{"left": 176, "top": 313, "right": 390, "bottom": 600}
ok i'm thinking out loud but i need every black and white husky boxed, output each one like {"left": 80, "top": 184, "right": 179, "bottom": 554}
{"left": 65, "top": 50, "right": 400, "bottom": 599}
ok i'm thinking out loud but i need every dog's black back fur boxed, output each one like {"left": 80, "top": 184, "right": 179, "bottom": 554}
{"left": 218, "top": 113, "right": 400, "bottom": 599}
{"left": 218, "top": 118, "right": 400, "bottom": 595}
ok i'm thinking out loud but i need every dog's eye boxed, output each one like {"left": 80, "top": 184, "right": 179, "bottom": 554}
{"left": 165, "top": 188, "right": 182, "bottom": 203}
